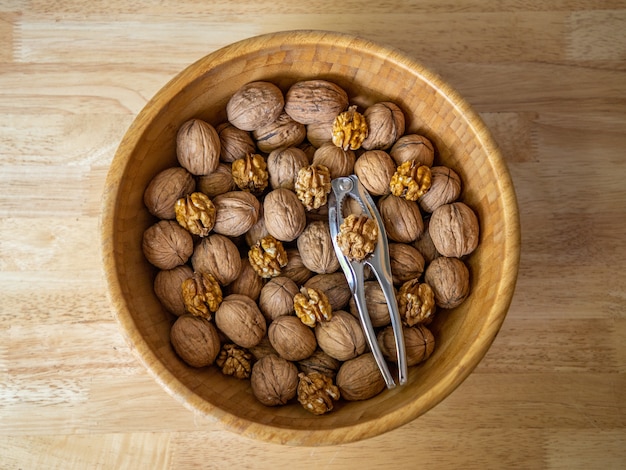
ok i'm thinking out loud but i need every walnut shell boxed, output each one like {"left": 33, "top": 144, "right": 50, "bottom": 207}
{"left": 315, "top": 311, "right": 366, "bottom": 361}
{"left": 176, "top": 119, "right": 221, "bottom": 176}
{"left": 216, "top": 122, "right": 256, "bottom": 163}
{"left": 154, "top": 265, "right": 194, "bottom": 317}
{"left": 304, "top": 272, "right": 351, "bottom": 311}
{"left": 306, "top": 120, "right": 334, "bottom": 147}
{"left": 284, "top": 80, "right": 349, "bottom": 125}
{"left": 196, "top": 163, "right": 236, "bottom": 198}
{"left": 311, "top": 143, "right": 355, "bottom": 180}
{"left": 335, "top": 353, "right": 386, "bottom": 401}
{"left": 253, "top": 112, "right": 306, "bottom": 153}
{"left": 388, "top": 243, "right": 425, "bottom": 285}
{"left": 377, "top": 324, "right": 435, "bottom": 366}
{"left": 226, "top": 81, "right": 284, "bottom": 131}
{"left": 353, "top": 150, "right": 396, "bottom": 196}
{"left": 297, "top": 349, "right": 341, "bottom": 379}
{"left": 211, "top": 191, "right": 261, "bottom": 237}
{"left": 214, "top": 294, "right": 267, "bottom": 348}
{"left": 267, "top": 147, "right": 309, "bottom": 191}
{"left": 389, "top": 134, "right": 435, "bottom": 167}
{"left": 361, "top": 102, "right": 405, "bottom": 151}
{"left": 228, "top": 257, "right": 264, "bottom": 301}
{"left": 170, "top": 315, "right": 221, "bottom": 368}
{"left": 263, "top": 188, "right": 307, "bottom": 242}
{"left": 413, "top": 218, "right": 440, "bottom": 264}
{"left": 348, "top": 281, "right": 392, "bottom": 328}
{"left": 144, "top": 167, "right": 196, "bottom": 220}
{"left": 191, "top": 234, "right": 242, "bottom": 285}
{"left": 424, "top": 256, "right": 470, "bottom": 309}
{"left": 248, "top": 336, "right": 279, "bottom": 361}
{"left": 296, "top": 221, "right": 340, "bottom": 274}
{"left": 429, "top": 202, "right": 479, "bottom": 257}
{"left": 258, "top": 276, "right": 299, "bottom": 321}
{"left": 378, "top": 195, "right": 424, "bottom": 243}
{"left": 418, "top": 166, "right": 462, "bottom": 213}
{"left": 250, "top": 354, "right": 299, "bottom": 406}
{"left": 244, "top": 209, "right": 269, "bottom": 247}
{"left": 142, "top": 220, "right": 193, "bottom": 270}
{"left": 268, "top": 315, "right": 317, "bottom": 362}
{"left": 281, "top": 248, "right": 314, "bottom": 285}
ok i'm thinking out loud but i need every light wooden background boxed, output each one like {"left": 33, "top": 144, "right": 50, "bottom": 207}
{"left": 1, "top": 1, "right": 625, "bottom": 469}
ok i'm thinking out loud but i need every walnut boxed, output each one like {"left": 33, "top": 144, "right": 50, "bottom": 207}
{"left": 429, "top": 202, "right": 479, "bottom": 257}
{"left": 143, "top": 220, "right": 193, "bottom": 270}
{"left": 361, "top": 102, "right": 405, "bottom": 151}
{"left": 390, "top": 160, "right": 432, "bottom": 201}
{"left": 253, "top": 111, "right": 306, "bottom": 153}
{"left": 284, "top": 80, "right": 349, "bottom": 125}
{"left": 377, "top": 324, "right": 435, "bottom": 366}
{"left": 216, "top": 343, "right": 253, "bottom": 379}
{"left": 281, "top": 248, "right": 314, "bottom": 285}
{"left": 181, "top": 272, "right": 223, "bottom": 319}
{"left": 418, "top": 166, "right": 462, "bottom": 213}
{"left": 397, "top": 279, "right": 436, "bottom": 326}
{"left": 315, "top": 311, "right": 366, "bottom": 361}
{"left": 170, "top": 315, "right": 221, "bottom": 368}
{"left": 258, "top": 276, "right": 299, "bottom": 321}
{"left": 144, "top": 167, "right": 195, "bottom": 219}
{"left": 424, "top": 256, "right": 470, "bottom": 309}
{"left": 304, "top": 272, "right": 351, "bottom": 311}
{"left": 228, "top": 257, "right": 264, "bottom": 302}
{"left": 214, "top": 294, "right": 267, "bottom": 348}
{"left": 248, "top": 336, "right": 279, "bottom": 361}
{"left": 298, "top": 349, "right": 341, "bottom": 379}
{"left": 296, "top": 221, "right": 340, "bottom": 274}
{"left": 341, "top": 196, "right": 365, "bottom": 217}
{"left": 305, "top": 203, "right": 330, "bottom": 224}
{"left": 191, "top": 234, "right": 242, "bottom": 285}
{"left": 226, "top": 81, "right": 284, "bottom": 131}
{"left": 335, "top": 353, "right": 386, "bottom": 401}
{"left": 266, "top": 147, "right": 309, "bottom": 191}
{"left": 154, "top": 265, "right": 193, "bottom": 317}
{"left": 176, "top": 119, "right": 221, "bottom": 175}
{"left": 336, "top": 214, "right": 378, "bottom": 261}
{"left": 263, "top": 188, "right": 307, "bottom": 242}
{"left": 377, "top": 195, "right": 424, "bottom": 243}
{"left": 216, "top": 122, "right": 256, "bottom": 163}
{"left": 306, "top": 120, "right": 334, "bottom": 148}
{"left": 196, "top": 163, "right": 236, "bottom": 198}
{"left": 389, "top": 134, "right": 435, "bottom": 167}
{"left": 311, "top": 143, "right": 355, "bottom": 180}
{"left": 348, "top": 280, "right": 392, "bottom": 328}
{"left": 244, "top": 209, "right": 269, "bottom": 247}
{"left": 231, "top": 153, "right": 269, "bottom": 194}
{"left": 294, "top": 164, "right": 332, "bottom": 211}
{"left": 268, "top": 315, "right": 317, "bottom": 361}
{"left": 388, "top": 243, "right": 425, "bottom": 285}
{"left": 298, "top": 141, "right": 317, "bottom": 162}
{"left": 211, "top": 190, "right": 261, "bottom": 237}
{"left": 248, "top": 235, "right": 288, "bottom": 279}
{"left": 331, "top": 105, "right": 368, "bottom": 151}
{"left": 250, "top": 354, "right": 299, "bottom": 406}
{"left": 297, "top": 372, "right": 340, "bottom": 415}
{"left": 413, "top": 218, "right": 440, "bottom": 264}
{"left": 294, "top": 286, "right": 332, "bottom": 327}
{"left": 174, "top": 192, "right": 216, "bottom": 237}
{"left": 353, "top": 150, "right": 396, "bottom": 196}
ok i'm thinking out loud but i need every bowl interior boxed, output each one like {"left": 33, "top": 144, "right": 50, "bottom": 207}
{"left": 102, "top": 30, "right": 520, "bottom": 446}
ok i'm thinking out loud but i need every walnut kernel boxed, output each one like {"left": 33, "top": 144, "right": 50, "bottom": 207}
{"left": 216, "top": 343, "right": 252, "bottom": 379}
{"left": 231, "top": 153, "right": 269, "bottom": 194}
{"left": 248, "top": 235, "right": 288, "bottom": 279}
{"left": 182, "top": 272, "right": 223, "bottom": 319}
{"left": 397, "top": 279, "right": 436, "bottom": 326}
{"left": 297, "top": 372, "right": 340, "bottom": 415}
{"left": 294, "top": 164, "right": 332, "bottom": 211}
{"left": 390, "top": 160, "right": 432, "bottom": 201}
{"left": 174, "top": 192, "right": 216, "bottom": 237}
{"left": 294, "top": 286, "right": 332, "bottom": 327}
{"left": 331, "top": 105, "right": 368, "bottom": 151}
{"left": 336, "top": 214, "right": 378, "bottom": 261}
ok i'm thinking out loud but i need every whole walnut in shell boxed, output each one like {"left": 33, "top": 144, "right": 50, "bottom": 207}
{"left": 212, "top": 191, "right": 261, "bottom": 237}
{"left": 348, "top": 281, "right": 392, "bottom": 328}
{"left": 215, "top": 294, "right": 267, "bottom": 348}
{"left": 263, "top": 188, "right": 306, "bottom": 242}
{"left": 154, "top": 265, "right": 193, "bottom": 317}
{"left": 413, "top": 218, "right": 440, "bottom": 264}
{"left": 284, "top": 79, "right": 349, "bottom": 125}
{"left": 429, "top": 202, "right": 479, "bottom": 257}
{"left": 297, "top": 221, "right": 340, "bottom": 274}
{"left": 216, "top": 122, "right": 256, "bottom": 163}
{"left": 253, "top": 112, "right": 306, "bottom": 153}
{"left": 377, "top": 195, "right": 424, "bottom": 243}
{"left": 304, "top": 272, "right": 351, "bottom": 311}
{"left": 144, "top": 167, "right": 196, "bottom": 220}
{"left": 361, "top": 102, "right": 405, "bottom": 151}
{"left": 377, "top": 324, "right": 435, "bottom": 366}
{"left": 353, "top": 150, "right": 396, "bottom": 196}
{"left": 315, "top": 311, "right": 366, "bottom": 361}
{"left": 143, "top": 220, "right": 193, "bottom": 270}
{"left": 389, "top": 134, "right": 435, "bottom": 167}
{"left": 176, "top": 119, "right": 221, "bottom": 176}
{"left": 267, "top": 147, "right": 309, "bottom": 191}
{"left": 251, "top": 354, "right": 299, "bottom": 406}
{"left": 418, "top": 166, "right": 462, "bottom": 213}
{"left": 306, "top": 120, "right": 334, "bottom": 148}
{"left": 226, "top": 81, "right": 284, "bottom": 131}
{"left": 170, "top": 315, "right": 221, "bottom": 368}
{"left": 281, "top": 248, "right": 314, "bottom": 286}
{"left": 424, "top": 256, "right": 470, "bottom": 309}
{"left": 269, "top": 315, "right": 317, "bottom": 361}
{"left": 244, "top": 211, "right": 270, "bottom": 247}
{"left": 312, "top": 143, "right": 355, "bottom": 180}
{"left": 191, "top": 234, "right": 242, "bottom": 285}
{"left": 388, "top": 243, "right": 425, "bottom": 285}
{"left": 228, "top": 257, "right": 264, "bottom": 302}
{"left": 298, "top": 349, "right": 341, "bottom": 379}
{"left": 335, "top": 353, "right": 386, "bottom": 401}
{"left": 258, "top": 276, "right": 299, "bottom": 321}
{"left": 196, "top": 163, "right": 236, "bottom": 198}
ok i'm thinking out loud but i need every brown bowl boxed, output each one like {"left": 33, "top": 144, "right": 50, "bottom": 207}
{"left": 101, "top": 30, "right": 520, "bottom": 446}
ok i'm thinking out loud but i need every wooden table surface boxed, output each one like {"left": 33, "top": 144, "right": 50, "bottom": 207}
{"left": 1, "top": 2, "right": 625, "bottom": 469}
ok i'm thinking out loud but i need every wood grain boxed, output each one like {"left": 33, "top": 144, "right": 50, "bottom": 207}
{"left": 1, "top": 1, "right": 625, "bottom": 468}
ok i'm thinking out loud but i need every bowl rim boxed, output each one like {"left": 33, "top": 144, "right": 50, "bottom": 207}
{"left": 101, "top": 29, "right": 521, "bottom": 446}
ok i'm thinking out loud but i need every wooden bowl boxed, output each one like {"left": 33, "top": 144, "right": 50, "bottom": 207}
{"left": 101, "top": 30, "right": 520, "bottom": 446}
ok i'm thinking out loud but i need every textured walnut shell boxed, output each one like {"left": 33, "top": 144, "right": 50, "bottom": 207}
{"left": 306, "top": 120, "right": 334, "bottom": 148}
{"left": 176, "top": 119, "right": 221, "bottom": 176}
{"left": 253, "top": 112, "right": 306, "bottom": 153}
{"left": 268, "top": 315, "right": 317, "bottom": 362}
{"left": 267, "top": 147, "right": 309, "bottom": 191}
{"left": 390, "top": 134, "right": 435, "bottom": 167}
{"left": 335, "top": 353, "right": 386, "bottom": 401}
{"left": 304, "top": 272, "right": 351, "bottom": 311}
{"left": 142, "top": 220, "right": 193, "bottom": 270}
{"left": 377, "top": 324, "right": 435, "bottom": 366}
{"left": 429, "top": 202, "right": 479, "bottom": 257}
{"left": 348, "top": 281, "right": 392, "bottom": 328}
{"left": 281, "top": 248, "right": 314, "bottom": 285}
{"left": 353, "top": 150, "right": 396, "bottom": 196}
{"left": 298, "top": 349, "right": 341, "bottom": 379}
{"left": 250, "top": 354, "right": 299, "bottom": 406}
{"left": 298, "top": 141, "right": 317, "bottom": 162}
{"left": 361, "top": 102, "right": 405, "bottom": 151}
{"left": 214, "top": 294, "right": 267, "bottom": 348}
{"left": 248, "top": 336, "right": 279, "bottom": 361}
{"left": 144, "top": 167, "right": 196, "bottom": 220}
{"left": 284, "top": 80, "right": 349, "bottom": 125}
{"left": 388, "top": 243, "right": 425, "bottom": 285}
{"left": 244, "top": 211, "right": 269, "bottom": 247}
{"left": 296, "top": 221, "right": 340, "bottom": 274}
{"left": 424, "top": 256, "right": 470, "bottom": 309}
{"left": 211, "top": 191, "right": 261, "bottom": 237}
{"left": 413, "top": 218, "right": 440, "bottom": 264}
{"left": 191, "top": 234, "right": 242, "bottom": 285}
{"left": 263, "top": 188, "right": 307, "bottom": 242}
{"left": 378, "top": 195, "right": 424, "bottom": 243}
{"left": 196, "top": 163, "right": 236, "bottom": 198}
{"left": 216, "top": 122, "right": 256, "bottom": 163}
{"left": 258, "top": 276, "right": 299, "bottom": 321}
{"left": 315, "top": 311, "right": 366, "bottom": 361}
{"left": 170, "top": 315, "right": 221, "bottom": 368}
{"left": 226, "top": 81, "right": 284, "bottom": 131}
{"left": 311, "top": 143, "right": 355, "bottom": 180}
{"left": 154, "top": 265, "right": 194, "bottom": 316}
{"left": 228, "top": 257, "right": 264, "bottom": 301}
{"left": 418, "top": 166, "right": 462, "bottom": 213}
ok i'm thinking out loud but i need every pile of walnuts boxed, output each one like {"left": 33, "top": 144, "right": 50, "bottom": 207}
{"left": 142, "top": 79, "right": 479, "bottom": 415}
